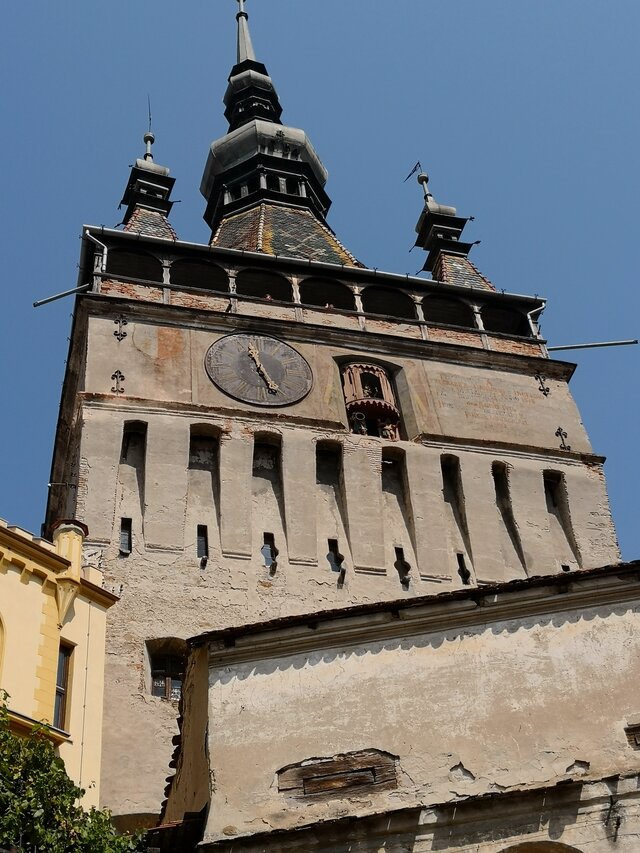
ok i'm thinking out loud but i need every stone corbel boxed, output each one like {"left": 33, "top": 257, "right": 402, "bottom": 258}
{"left": 55, "top": 577, "right": 80, "bottom": 627}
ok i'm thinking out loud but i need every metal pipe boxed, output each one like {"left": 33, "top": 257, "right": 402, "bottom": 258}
{"left": 526, "top": 303, "right": 546, "bottom": 338}
{"left": 33, "top": 283, "right": 92, "bottom": 308}
{"left": 84, "top": 229, "right": 108, "bottom": 273}
{"left": 548, "top": 339, "right": 638, "bottom": 352}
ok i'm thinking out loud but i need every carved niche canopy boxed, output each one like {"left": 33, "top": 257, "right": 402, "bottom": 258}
{"left": 341, "top": 362, "right": 400, "bottom": 440}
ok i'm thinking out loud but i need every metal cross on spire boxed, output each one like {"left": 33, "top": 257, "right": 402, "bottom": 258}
{"left": 235, "top": 0, "right": 256, "bottom": 63}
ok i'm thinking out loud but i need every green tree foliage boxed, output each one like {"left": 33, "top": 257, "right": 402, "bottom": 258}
{"left": 0, "top": 694, "right": 145, "bottom": 852}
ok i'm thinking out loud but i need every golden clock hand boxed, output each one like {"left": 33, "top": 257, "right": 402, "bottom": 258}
{"left": 247, "top": 345, "right": 279, "bottom": 393}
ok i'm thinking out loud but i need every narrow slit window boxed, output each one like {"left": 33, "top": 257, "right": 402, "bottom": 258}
{"left": 543, "top": 470, "right": 581, "bottom": 568}
{"left": 197, "top": 525, "right": 209, "bottom": 560}
{"left": 54, "top": 643, "right": 72, "bottom": 730}
{"left": 394, "top": 547, "right": 411, "bottom": 589}
{"left": 261, "top": 533, "right": 278, "bottom": 573}
{"left": 327, "top": 539, "right": 344, "bottom": 573}
{"left": 119, "top": 518, "right": 132, "bottom": 557}
{"left": 327, "top": 539, "right": 346, "bottom": 588}
{"left": 457, "top": 553, "right": 471, "bottom": 585}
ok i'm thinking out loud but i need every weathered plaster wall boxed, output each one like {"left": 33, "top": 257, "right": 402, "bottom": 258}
{"left": 57, "top": 301, "right": 620, "bottom": 818}
{"left": 200, "top": 595, "right": 640, "bottom": 846}
{"left": 199, "top": 786, "right": 640, "bottom": 852}
{"left": 82, "top": 314, "right": 583, "bottom": 452}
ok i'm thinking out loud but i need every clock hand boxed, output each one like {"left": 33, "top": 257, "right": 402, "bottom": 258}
{"left": 247, "top": 344, "right": 279, "bottom": 393}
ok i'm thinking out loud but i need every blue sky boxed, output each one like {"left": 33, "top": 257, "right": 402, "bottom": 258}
{"left": 1, "top": 1, "right": 638, "bottom": 557}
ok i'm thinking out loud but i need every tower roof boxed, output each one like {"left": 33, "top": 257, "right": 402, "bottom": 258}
{"left": 120, "top": 131, "right": 177, "bottom": 240}
{"left": 414, "top": 173, "right": 494, "bottom": 289}
{"left": 200, "top": 1, "right": 361, "bottom": 266}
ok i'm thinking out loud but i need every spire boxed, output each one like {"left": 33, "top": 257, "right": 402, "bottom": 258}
{"left": 223, "top": 0, "right": 283, "bottom": 132}
{"left": 236, "top": 0, "right": 256, "bottom": 63}
{"left": 119, "top": 131, "right": 177, "bottom": 240}
{"left": 200, "top": 1, "right": 335, "bottom": 244}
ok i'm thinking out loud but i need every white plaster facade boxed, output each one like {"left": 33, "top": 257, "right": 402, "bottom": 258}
{"left": 160, "top": 566, "right": 640, "bottom": 852}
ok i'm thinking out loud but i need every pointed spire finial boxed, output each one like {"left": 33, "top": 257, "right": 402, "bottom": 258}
{"left": 144, "top": 96, "right": 154, "bottom": 161}
{"left": 143, "top": 130, "right": 155, "bottom": 162}
{"left": 236, "top": 0, "right": 256, "bottom": 63}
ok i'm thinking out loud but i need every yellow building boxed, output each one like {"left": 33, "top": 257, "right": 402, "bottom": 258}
{"left": 0, "top": 517, "right": 117, "bottom": 808}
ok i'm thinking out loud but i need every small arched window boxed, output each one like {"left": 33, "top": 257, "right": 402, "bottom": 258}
{"left": 361, "top": 287, "right": 417, "bottom": 320}
{"left": 120, "top": 421, "right": 147, "bottom": 466}
{"left": 106, "top": 249, "right": 163, "bottom": 283}
{"left": 423, "top": 296, "right": 476, "bottom": 328}
{"left": 482, "top": 305, "right": 531, "bottom": 337}
{"left": 170, "top": 259, "right": 229, "bottom": 292}
{"left": 146, "top": 638, "right": 188, "bottom": 701}
{"left": 189, "top": 424, "right": 220, "bottom": 471}
{"left": 299, "top": 278, "right": 356, "bottom": 311}
{"left": 236, "top": 269, "right": 293, "bottom": 302}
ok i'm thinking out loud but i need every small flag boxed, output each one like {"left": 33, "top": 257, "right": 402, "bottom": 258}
{"left": 403, "top": 161, "right": 422, "bottom": 182}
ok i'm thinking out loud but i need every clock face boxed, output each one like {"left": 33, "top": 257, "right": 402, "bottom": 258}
{"left": 204, "top": 333, "right": 313, "bottom": 407}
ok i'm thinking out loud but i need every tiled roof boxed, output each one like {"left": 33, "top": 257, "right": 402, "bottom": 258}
{"left": 434, "top": 253, "right": 496, "bottom": 291}
{"left": 123, "top": 206, "right": 178, "bottom": 241}
{"left": 211, "top": 203, "right": 362, "bottom": 267}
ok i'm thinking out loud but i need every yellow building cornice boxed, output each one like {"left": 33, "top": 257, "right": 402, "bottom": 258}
{"left": 7, "top": 707, "right": 70, "bottom": 745}
{"left": 0, "top": 522, "right": 70, "bottom": 579}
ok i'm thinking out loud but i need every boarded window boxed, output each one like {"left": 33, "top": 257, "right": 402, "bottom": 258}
{"left": 278, "top": 749, "right": 398, "bottom": 799}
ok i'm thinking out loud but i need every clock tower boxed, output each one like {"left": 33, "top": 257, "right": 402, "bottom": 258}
{"left": 46, "top": 1, "right": 619, "bottom": 830}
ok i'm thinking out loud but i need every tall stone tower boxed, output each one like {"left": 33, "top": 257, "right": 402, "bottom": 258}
{"left": 46, "top": 1, "right": 620, "bottom": 832}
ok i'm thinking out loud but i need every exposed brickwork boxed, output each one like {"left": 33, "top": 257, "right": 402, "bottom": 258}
{"left": 487, "top": 336, "right": 545, "bottom": 356}
{"left": 427, "top": 327, "right": 485, "bottom": 349}
{"left": 123, "top": 207, "right": 178, "bottom": 241}
{"left": 169, "top": 292, "right": 231, "bottom": 312}
{"left": 101, "top": 281, "right": 163, "bottom": 302}
{"left": 433, "top": 253, "right": 496, "bottom": 291}
{"left": 365, "top": 319, "right": 423, "bottom": 340}
{"left": 212, "top": 202, "right": 362, "bottom": 267}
